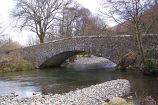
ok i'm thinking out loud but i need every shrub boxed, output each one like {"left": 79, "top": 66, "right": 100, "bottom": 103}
{"left": 117, "top": 51, "right": 142, "bottom": 70}
{"left": 144, "top": 59, "right": 157, "bottom": 72}
{"left": 0, "top": 55, "right": 35, "bottom": 73}
{"left": 144, "top": 48, "right": 158, "bottom": 72}
{"left": 145, "top": 48, "right": 158, "bottom": 59}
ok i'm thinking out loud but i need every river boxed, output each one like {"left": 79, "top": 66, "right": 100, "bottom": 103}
{"left": 0, "top": 68, "right": 157, "bottom": 102}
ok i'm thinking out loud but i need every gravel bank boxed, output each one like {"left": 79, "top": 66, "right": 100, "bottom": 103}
{"left": 0, "top": 79, "right": 130, "bottom": 105}
{"left": 62, "top": 56, "right": 117, "bottom": 69}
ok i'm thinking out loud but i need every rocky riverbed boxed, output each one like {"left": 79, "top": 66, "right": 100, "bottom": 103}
{"left": 0, "top": 79, "right": 130, "bottom": 105}
{"left": 62, "top": 56, "right": 117, "bottom": 70}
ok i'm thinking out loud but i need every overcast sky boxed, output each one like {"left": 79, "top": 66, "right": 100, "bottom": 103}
{"left": 0, "top": 0, "right": 115, "bottom": 46}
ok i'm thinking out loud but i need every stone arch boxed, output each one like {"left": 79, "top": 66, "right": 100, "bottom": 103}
{"left": 39, "top": 46, "right": 107, "bottom": 68}
{"left": 9, "top": 35, "right": 158, "bottom": 68}
{"left": 39, "top": 51, "right": 83, "bottom": 68}
{"left": 34, "top": 47, "right": 132, "bottom": 68}
{"left": 10, "top": 36, "right": 135, "bottom": 68}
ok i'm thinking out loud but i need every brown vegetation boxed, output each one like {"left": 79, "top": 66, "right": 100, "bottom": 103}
{"left": 0, "top": 55, "right": 35, "bottom": 73}
{"left": 117, "top": 51, "right": 142, "bottom": 70}
{"left": 0, "top": 38, "right": 35, "bottom": 72}
{"left": 118, "top": 48, "right": 158, "bottom": 77}
{"left": 111, "top": 3, "right": 158, "bottom": 35}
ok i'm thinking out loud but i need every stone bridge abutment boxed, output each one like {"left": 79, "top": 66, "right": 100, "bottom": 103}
{"left": 8, "top": 35, "right": 158, "bottom": 68}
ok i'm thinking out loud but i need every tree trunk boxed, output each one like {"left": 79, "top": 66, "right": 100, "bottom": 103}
{"left": 39, "top": 36, "right": 44, "bottom": 43}
{"left": 135, "top": 22, "right": 145, "bottom": 63}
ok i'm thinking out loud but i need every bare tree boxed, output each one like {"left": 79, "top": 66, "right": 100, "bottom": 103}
{"left": 59, "top": 7, "right": 93, "bottom": 36}
{"left": 140, "top": 3, "right": 158, "bottom": 34}
{"left": 53, "top": 6, "right": 105, "bottom": 38}
{"left": 88, "top": 16, "right": 107, "bottom": 35}
{"left": 0, "top": 25, "right": 7, "bottom": 45}
{"left": 12, "top": 0, "right": 73, "bottom": 43}
{"left": 60, "top": 6, "right": 80, "bottom": 38}
{"left": 155, "top": 0, "right": 158, "bottom": 4}
{"left": 45, "top": 5, "right": 107, "bottom": 40}
{"left": 72, "top": 7, "right": 107, "bottom": 36}
{"left": 101, "top": 0, "right": 155, "bottom": 62}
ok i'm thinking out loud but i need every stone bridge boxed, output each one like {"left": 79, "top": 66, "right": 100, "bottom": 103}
{"left": 9, "top": 35, "right": 158, "bottom": 68}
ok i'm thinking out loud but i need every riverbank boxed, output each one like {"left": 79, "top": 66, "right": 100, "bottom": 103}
{"left": 0, "top": 79, "right": 130, "bottom": 105}
{"left": 0, "top": 55, "right": 35, "bottom": 73}
{"left": 117, "top": 49, "right": 158, "bottom": 78}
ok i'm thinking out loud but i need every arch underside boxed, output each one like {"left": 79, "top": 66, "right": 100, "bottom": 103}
{"left": 39, "top": 49, "right": 120, "bottom": 68}
{"left": 39, "top": 51, "right": 84, "bottom": 68}
{"left": 39, "top": 49, "right": 118, "bottom": 68}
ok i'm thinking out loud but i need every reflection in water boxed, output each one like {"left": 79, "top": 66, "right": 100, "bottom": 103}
{"left": 0, "top": 81, "right": 41, "bottom": 98}
{"left": 0, "top": 68, "right": 157, "bottom": 101}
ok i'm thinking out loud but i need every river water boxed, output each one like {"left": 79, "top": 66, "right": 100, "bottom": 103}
{"left": 0, "top": 68, "right": 157, "bottom": 102}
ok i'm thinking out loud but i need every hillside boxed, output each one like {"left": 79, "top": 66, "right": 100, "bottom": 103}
{"left": 110, "top": 4, "right": 158, "bottom": 35}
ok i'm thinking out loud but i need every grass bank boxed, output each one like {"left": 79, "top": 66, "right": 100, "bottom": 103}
{"left": 0, "top": 55, "right": 35, "bottom": 73}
